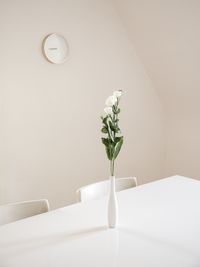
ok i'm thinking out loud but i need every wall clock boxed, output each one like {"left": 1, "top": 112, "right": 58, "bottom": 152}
{"left": 43, "top": 33, "right": 69, "bottom": 64}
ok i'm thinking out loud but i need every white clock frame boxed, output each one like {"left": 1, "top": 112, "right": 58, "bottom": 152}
{"left": 43, "top": 33, "right": 69, "bottom": 64}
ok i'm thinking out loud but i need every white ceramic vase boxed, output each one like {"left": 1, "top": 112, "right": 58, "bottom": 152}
{"left": 108, "top": 176, "right": 118, "bottom": 228}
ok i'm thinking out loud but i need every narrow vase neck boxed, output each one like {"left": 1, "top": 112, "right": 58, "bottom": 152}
{"left": 109, "top": 176, "right": 116, "bottom": 191}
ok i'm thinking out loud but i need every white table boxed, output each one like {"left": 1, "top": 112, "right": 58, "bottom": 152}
{"left": 0, "top": 175, "right": 200, "bottom": 267}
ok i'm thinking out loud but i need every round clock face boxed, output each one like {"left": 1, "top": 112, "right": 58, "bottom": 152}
{"left": 43, "top": 33, "right": 69, "bottom": 64}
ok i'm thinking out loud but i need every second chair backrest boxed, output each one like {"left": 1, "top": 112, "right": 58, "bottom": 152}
{"left": 77, "top": 177, "right": 137, "bottom": 202}
{"left": 0, "top": 199, "right": 50, "bottom": 226}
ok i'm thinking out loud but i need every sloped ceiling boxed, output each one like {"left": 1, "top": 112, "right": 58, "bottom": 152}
{"left": 114, "top": 0, "right": 200, "bottom": 116}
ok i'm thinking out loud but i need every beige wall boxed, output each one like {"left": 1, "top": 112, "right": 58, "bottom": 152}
{"left": 164, "top": 114, "right": 200, "bottom": 180}
{"left": 0, "top": 0, "right": 165, "bottom": 208}
{"left": 115, "top": 0, "right": 200, "bottom": 181}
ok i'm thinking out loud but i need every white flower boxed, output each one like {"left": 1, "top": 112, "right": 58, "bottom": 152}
{"left": 104, "top": 107, "right": 113, "bottom": 115}
{"left": 113, "top": 90, "right": 123, "bottom": 98}
{"left": 105, "top": 95, "right": 117, "bottom": 107}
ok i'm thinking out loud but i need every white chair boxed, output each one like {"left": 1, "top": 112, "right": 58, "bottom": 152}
{"left": 0, "top": 199, "right": 50, "bottom": 226}
{"left": 77, "top": 177, "right": 137, "bottom": 202}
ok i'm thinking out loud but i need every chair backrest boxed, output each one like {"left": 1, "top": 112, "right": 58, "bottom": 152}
{"left": 77, "top": 177, "right": 137, "bottom": 202}
{"left": 0, "top": 199, "right": 50, "bottom": 226}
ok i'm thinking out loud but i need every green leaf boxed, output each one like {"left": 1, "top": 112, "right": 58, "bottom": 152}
{"left": 101, "top": 127, "right": 108, "bottom": 134}
{"left": 114, "top": 137, "right": 121, "bottom": 144}
{"left": 101, "top": 138, "right": 115, "bottom": 160}
{"left": 116, "top": 108, "right": 121, "bottom": 114}
{"left": 105, "top": 144, "right": 112, "bottom": 160}
{"left": 109, "top": 121, "right": 116, "bottom": 132}
{"left": 112, "top": 106, "right": 117, "bottom": 114}
{"left": 102, "top": 116, "right": 108, "bottom": 125}
{"left": 113, "top": 137, "right": 123, "bottom": 160}
{"left": 107, "top": 122, "right": 114, "bottom": 142}
{"left": 101, "top": 137, "right": 109, "bottom": 146}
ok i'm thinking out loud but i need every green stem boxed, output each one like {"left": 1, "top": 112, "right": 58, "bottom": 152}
{"left": 110, "top": 160, "right": 115, "bottom": 177}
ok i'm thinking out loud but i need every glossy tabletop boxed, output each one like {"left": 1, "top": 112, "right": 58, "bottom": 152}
{"left": 0, "top": 176, "right": 200, "bottom": 267}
